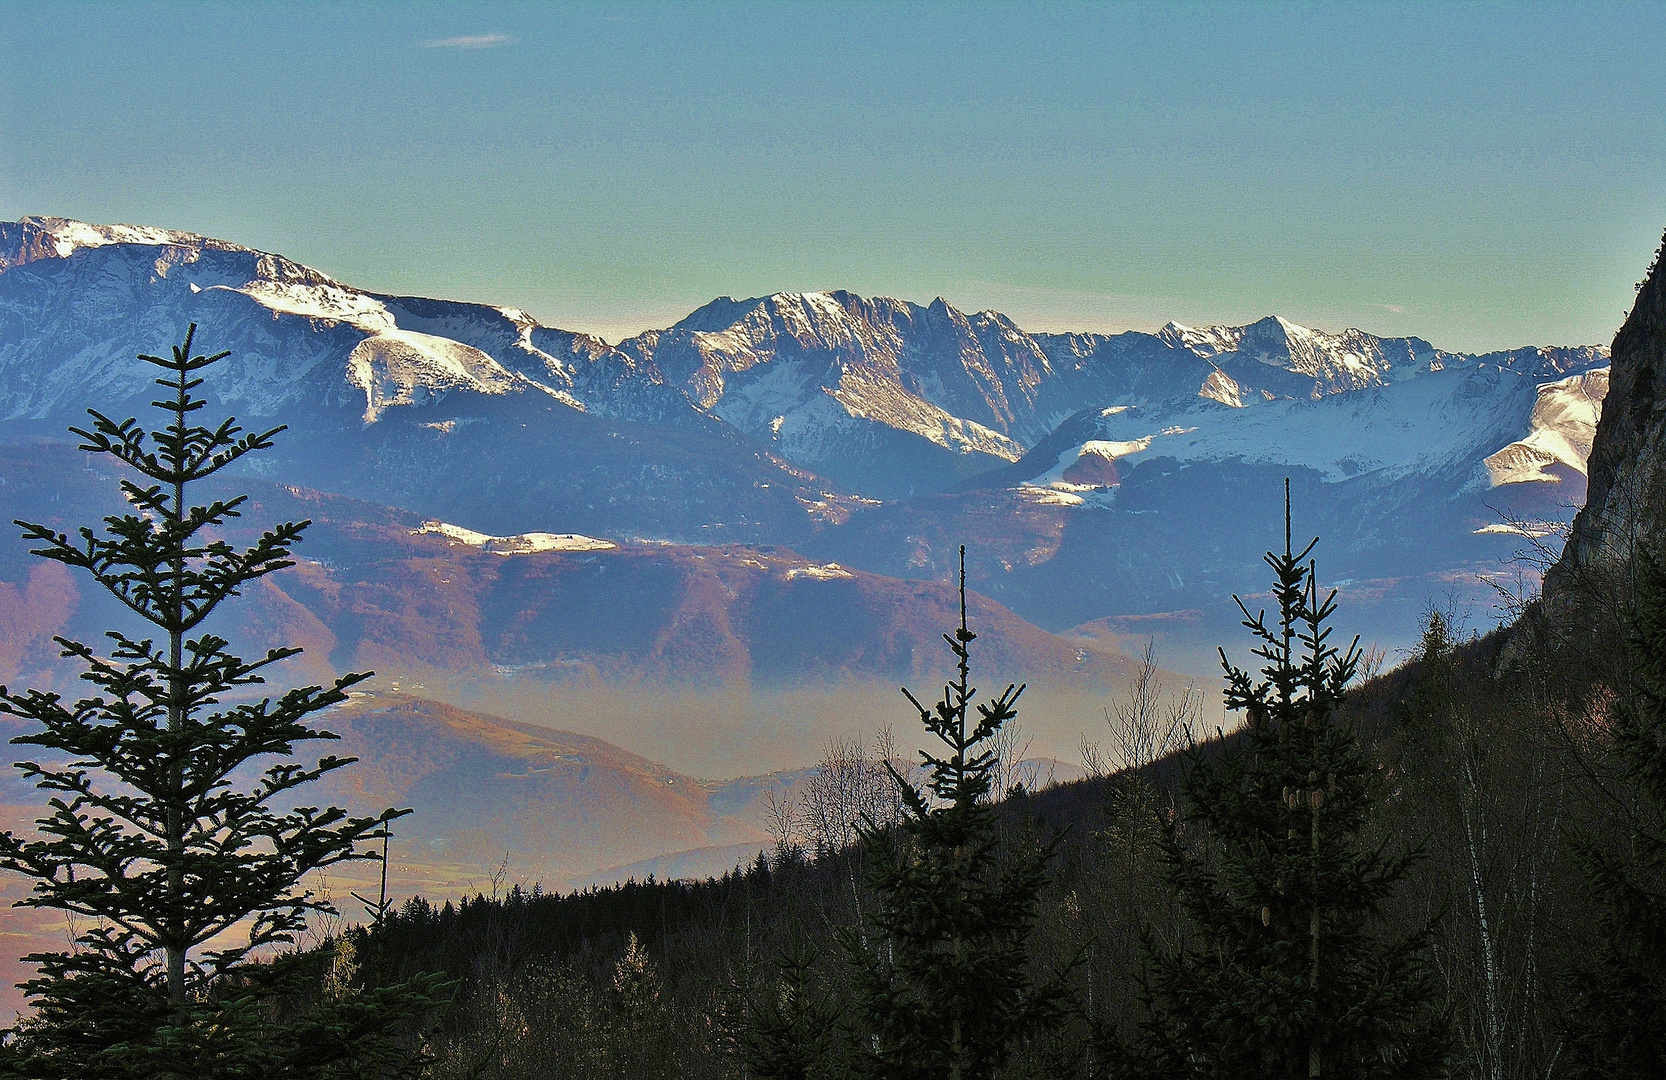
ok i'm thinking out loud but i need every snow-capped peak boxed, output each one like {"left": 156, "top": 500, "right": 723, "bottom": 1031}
{"left": 23, "top": 216, "right": 211, "bottom": 260}
{"left": 1268, "top": 314, "right": 1315, "bottom": 337}
{"left": 1158, "top": 320, "right": 1245, "bottom": 357}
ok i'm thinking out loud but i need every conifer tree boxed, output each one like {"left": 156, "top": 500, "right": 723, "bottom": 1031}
{"left": 0, "top": 326, "right": 444, "bottom": 1078}
{"left": 739, "top": 944, "right": 842, "bottom": 1080}
{"left": 1562, "top": 548, "right": 1666, "bottom": 1078}
{"left": 844, "top": 547, "right": 1072, "bottom": 1080}
{"left": 1119, "top": 483, "right": 1448, "bottom": 1079}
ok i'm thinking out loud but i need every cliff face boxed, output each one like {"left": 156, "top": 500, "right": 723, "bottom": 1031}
{"left": 1548, "top": 228, "right": 1666, "bottom": 596}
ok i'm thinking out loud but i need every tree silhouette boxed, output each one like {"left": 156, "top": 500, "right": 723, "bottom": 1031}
{"left": 1119, "top": 482, "right": 1448, "bottom": 1079}
{"left": 0, "top": 326, "right": 443, "bottom": 1078}
{"left": 844, "top": 546, "right": 1073, "bottom": 1080}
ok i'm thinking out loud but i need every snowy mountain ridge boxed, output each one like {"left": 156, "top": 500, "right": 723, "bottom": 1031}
{"left": 4, "top": 217, "right": 1606, "bottom": 493}
{"left": 1012, "top": 363, "right": 1555, "bottom": 509}
{"left": 0, "top": 214, "right": 1622, "bottom": 667}
{"left": 0, "top": 215, "right": 1609, "bottom": 529}
{"left": 0, "top": 217, "right": 1607, "bottom": 496}
{"left": 0, "top": 216, "right": 695, "bottom": 426}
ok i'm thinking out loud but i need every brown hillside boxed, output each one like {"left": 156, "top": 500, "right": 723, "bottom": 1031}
{"left": 0, "top": 443, "right": 1133, "bottom": 694}
{"left": 312, "top": 693, "right": 764, "bottom": 886}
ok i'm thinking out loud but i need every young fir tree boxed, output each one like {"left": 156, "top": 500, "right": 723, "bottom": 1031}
{"left": 739, "top": 943, "right": 842, "bottom": 1080}
{"left": 843, "top": 547, "right": 1072, "bottom": 1080}
{"left": 1562, "top": 549, "right": 1666, "bottom": 1078}
{"left": 0, "top": 327, "right": 445, "bottom": 1078}
{"left": 1119, "top": 484, "right": 1448, "bottom": 1079}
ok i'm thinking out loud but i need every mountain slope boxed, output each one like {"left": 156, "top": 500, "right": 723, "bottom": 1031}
{"left": 0, "top": 217, "right": 842, "bottom": 542}
{"left": 0, "top": 216, "right": 1611, "bottom": 665}
{"left": 0, "top": 443, "right": 1132, "bottom": 695}
{"left": 314, "top": 693, "right": 762, "bottom": 886}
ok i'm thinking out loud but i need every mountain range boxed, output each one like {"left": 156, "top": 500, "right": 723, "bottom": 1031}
{"left": 0, "top": 215, "right": 1609, "bottom": 673}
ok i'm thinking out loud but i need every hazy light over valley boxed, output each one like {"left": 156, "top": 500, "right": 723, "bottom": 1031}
{"left": 2, "top": 1, "right": 1663, "bottom": 352}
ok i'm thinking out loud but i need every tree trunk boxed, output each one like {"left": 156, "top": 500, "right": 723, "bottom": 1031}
{"left": 1310, "top": 788, "right": 1321, "bottom": 1078}
{"left": 166, "top": 468, "right": 187, "bottom": 1012}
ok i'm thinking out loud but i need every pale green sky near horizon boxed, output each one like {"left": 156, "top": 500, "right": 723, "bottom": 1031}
{"left": 2, "top": 1, "right": 1663, "bottom": 352}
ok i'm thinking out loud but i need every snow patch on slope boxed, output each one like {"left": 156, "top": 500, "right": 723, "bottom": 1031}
{"left": 347, "top": 333, "right": 518, "bottom": 422}
{"left": 239, "top": 279, "right": 395, "bottom": 332}
{"left": 785, "top": 562, "right": 854, "bottom": 580}
{"left": 1017, "top": 486, "right": 1089, "bottom": 507}
{"left": 1475, "top": 521, "right": 1567, "bottom": 539}
{"left": 1028, "top": 437, "right": 1154, "bottom": 487}
{"left": 1483, "top": 369, "right": 1608, "bottom": 486}
{"left": 415, "top": 520, "right": 617, "bottom": 554}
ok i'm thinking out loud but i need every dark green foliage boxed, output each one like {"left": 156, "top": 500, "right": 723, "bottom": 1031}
{"left": 739, "top": 944, "right": 841, "bottom": 1079}
{"left": 0, "top": 326, "right": 445, "bottom": 1077}
{"left": 1562, "top": 549, "right": 1666, "bottom": 1078}
{"left": 1120, "top": 487, "right": 1449, "bottom": 1079}
{"left": 843, "top": 547, "right": 1072, "bottom": 1080}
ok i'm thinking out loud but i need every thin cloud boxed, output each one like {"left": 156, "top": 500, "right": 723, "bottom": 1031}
{"left": 421, "top": 33, "right": 512, "bottom": 49}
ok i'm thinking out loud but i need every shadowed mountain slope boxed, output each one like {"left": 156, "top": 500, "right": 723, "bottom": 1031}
{"left": 0, "top": 443, "right": 1132, "bottom": 696}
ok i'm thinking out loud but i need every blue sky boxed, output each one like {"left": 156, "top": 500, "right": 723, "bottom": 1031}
{"left": 3, "top": 1, "right": 1662, "bottom": 350}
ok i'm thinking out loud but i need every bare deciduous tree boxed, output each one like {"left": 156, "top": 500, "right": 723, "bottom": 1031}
{"left": 762, "top": 788, "right": 805, "bottom": 867}
{"left": 990, "top": 717, "right": 1045, "bottom": 798}
{"left": 1082, "top": 639, "right": 1199, "bottom": 779}
{"left": 801, "top": 734, "right": 899, "bottom": 858}
{"left": 1479, "top": 504, "right": 1575, "bottom": 625}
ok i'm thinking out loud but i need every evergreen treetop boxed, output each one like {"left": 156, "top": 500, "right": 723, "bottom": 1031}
{"left": 844, "top": 546, "right": 1073, "bottom": 1080}
{"left": 738, "top": 942, "right": 842, "bottom": 1080}
{"left": 1121, "top": 482, "right": 1448, "bottom": 1080}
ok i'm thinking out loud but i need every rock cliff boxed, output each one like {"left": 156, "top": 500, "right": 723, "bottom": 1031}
{"left": 1548, "top": 228, "right": 1666, "bottom": 599}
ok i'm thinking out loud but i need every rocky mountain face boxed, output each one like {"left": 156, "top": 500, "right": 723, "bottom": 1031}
{"left": 618, "top": 293, "right": 1037, "bottom": 496}
{"left": 1549, "top": 230, "right": 1666, "bottom": 600}
{"left": 0, "top": 218, "right": 833, "bottom": 543}
{"left": 0, "top": 216, "right": 1613, "bottom": 667}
